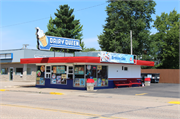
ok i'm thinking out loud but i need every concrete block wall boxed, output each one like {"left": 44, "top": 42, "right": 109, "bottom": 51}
{"left": 0, "top": 63, "right": 36, "bottom": 81}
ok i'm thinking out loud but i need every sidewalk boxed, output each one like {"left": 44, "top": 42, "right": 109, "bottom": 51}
{"left": 0, "top": 81, "right": 89, "bottom": 95}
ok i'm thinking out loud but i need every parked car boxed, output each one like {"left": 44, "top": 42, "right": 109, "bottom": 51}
{"left": 141, "top": 73, "right": 160, "bottom": 83}
{"left": 151, "top": 73, "right": 160, "bottom": 83}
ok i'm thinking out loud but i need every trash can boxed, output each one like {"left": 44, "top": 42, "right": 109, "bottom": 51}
{"left": 144, "top": 78, "right": 151, "bottom": 86}
{"left": 86, "top": 78, "right": 94, "bottom": 91}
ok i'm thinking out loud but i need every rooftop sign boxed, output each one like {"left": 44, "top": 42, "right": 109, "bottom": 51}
{"left": 100, "top": 52, "right": 134, "bottom": 64}
{"left": 36, "top": 27, "right": 82, "bottom": 51}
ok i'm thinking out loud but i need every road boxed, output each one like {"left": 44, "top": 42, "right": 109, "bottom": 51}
{"left": 93, "top": 83, "right": 180, "bottom": 98}
{"left": 1, "top": 89, "right": 179, "bottom": 119}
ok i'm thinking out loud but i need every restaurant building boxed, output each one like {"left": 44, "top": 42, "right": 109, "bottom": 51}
{"left": 20, "top": 51, "right": 154, "bottom": 89}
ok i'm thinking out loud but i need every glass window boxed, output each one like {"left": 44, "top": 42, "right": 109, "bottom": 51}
{"left": 51, "top": 65, "right": 67, "bottom": 85}
{"left": 86, "top": 65, "right": 98, "bottom": 86}
{"left": 27, "top": 68, "right": 31, "bottom": 75}
{"left": 6, "top": 54, "right": 11, "bottom": 59}
{"left": 124, "top": 67, "right": 128, "bottom": 71}
{"left": 1, "top": 68, "right": 8, "bottom": 74}
{"left": 46, "top": 66, "right": 50, "bottom": 72}
{"left": 16, "top": 68, "right": 23, "bottom": 75}
{"left": 68, "top": 66, "right": 73, "bottom": 73}
{"left": 74, "top": 65, "right": 85, "bottom": 87}
{"left": 0, "top": 54, "right": 5, "bottom": 59}
{"left": 97, "top": 66, "right": 108, "bottom": 87}
{"left": 36, "top": 65, "right": 45, "bottom": 85}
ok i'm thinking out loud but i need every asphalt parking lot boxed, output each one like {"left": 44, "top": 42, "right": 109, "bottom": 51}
{"left": 94, "top": 83, "right": 180, "bottom": 98}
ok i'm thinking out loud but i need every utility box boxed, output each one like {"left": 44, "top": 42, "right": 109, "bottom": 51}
{"left": 86, "top": 78, "right": 94, "bottom": 91}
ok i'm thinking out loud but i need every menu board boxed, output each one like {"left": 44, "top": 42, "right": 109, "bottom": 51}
{"left": 57, "top": 66, "right": 65, "bottom": 73}
{"left": 74, "top": 78, "right": 85, "bottom": 87}
{"left": 75, "top": 66, "right": 84, "bottom": 74}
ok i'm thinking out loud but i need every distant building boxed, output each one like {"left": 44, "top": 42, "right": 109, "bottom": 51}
{"left": 0, "top": 49, "right": 73, "bottom": 81}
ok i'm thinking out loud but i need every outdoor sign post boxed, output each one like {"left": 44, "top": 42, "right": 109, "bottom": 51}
{"left": 35, "top": 27, "right": 82, "bottom": 51}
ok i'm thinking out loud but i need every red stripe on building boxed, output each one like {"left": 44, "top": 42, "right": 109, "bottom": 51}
{"left": 20, "top": 56, "right": 154, "bottom": 66}
{"left": 134, "top": 60, "right": 154, "bottom": 67}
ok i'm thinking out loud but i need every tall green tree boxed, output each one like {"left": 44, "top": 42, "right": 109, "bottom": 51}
{"left": 98, "top": 0, "right": 156, "bottom": 55}
{"left": 152, "top": 10, "right": 179, "bottom": 69}
{"left": 45, "top": 5, "right": 84, "bottom": 52}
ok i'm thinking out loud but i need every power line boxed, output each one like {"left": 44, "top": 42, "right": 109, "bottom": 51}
{"left": 0, "top": 2, "right": 107, "bottom": 28}
{"left": 0, "top": 17, "right": 50, "bottom": 28}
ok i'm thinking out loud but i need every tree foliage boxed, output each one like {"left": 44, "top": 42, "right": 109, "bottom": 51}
{"left": 98, "top": 0, "right": 156, "bottom": 55}
{"left": 152, "top": 10, "right": 179, "bottom": 69}
{"left": 45, "top": 5, "right": 84, "bottom": 52}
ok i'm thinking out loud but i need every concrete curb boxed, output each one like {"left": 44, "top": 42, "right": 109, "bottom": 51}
{"left": 1, "top": 89, "right": 53, "bottom": 95}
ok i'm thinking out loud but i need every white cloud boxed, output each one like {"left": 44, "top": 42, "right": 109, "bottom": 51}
{"left": 83, "top": 37, "right": 101, "bottom": 50}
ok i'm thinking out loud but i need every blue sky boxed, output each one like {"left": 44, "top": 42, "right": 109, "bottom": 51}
{"left": 0, "top": 0, "right": 179, "bottom": 50}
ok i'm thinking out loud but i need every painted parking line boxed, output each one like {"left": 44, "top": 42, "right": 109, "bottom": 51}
{"left": 0, "top": 89, "right": 9, "bottom": 91}
{"left": 49, "top": 92, "right": 64, "bottom": 95}
{"left": 0, "top": 103, "right": 127, "bottom": 119}
{"left": 168, "top": 101, "right": 180, "bottom": 105}
{"left": 135, "top": 93, "right": 147, "bottom": 96}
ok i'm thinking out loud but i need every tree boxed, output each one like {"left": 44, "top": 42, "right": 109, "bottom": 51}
{"left": 98, "top": 0, "right": 156, "bottom": 55}
{"left": 152, "top": 10, "right": 179, "bottom": 69}
{"left": 45, "top": 5, "right": 84, "bottom": 52}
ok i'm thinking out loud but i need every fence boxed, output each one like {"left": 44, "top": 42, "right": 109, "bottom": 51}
{"left": 141, "top": 69, "right": 180, "bottom": 84}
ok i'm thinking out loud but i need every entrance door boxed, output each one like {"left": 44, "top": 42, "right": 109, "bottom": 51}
{"left": 9, "top": 68, "right": 13, "bottom": 81}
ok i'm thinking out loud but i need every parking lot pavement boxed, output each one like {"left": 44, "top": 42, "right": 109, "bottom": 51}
{"left": 93, "top": 83, "right": 180, "bottom": 98}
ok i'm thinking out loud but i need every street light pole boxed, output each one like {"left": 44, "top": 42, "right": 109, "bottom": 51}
{"left": 130, "top": 30, "right": 132, "bottom": 55}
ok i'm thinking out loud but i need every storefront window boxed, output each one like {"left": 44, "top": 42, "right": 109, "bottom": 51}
{"left": 74, "top": 65, "right": 85, "bottom": 87}
{"left": 1, "top": 68, "right": 8, "bottom": 75}
{"left": 27, "top": 68, "right": 31, "bottom": 75}
{"left": 16, "top": 68, "right": 23, "bottom": 75}
{"left": 86, "top": 65, "right": 98, "bottom": 86}
{"left": 36, "top": 65, "right": 45, "bottom": 85}
{"left": 97, "top": 66, "right": 108, "bottom": 87}
{"left": 74, "top": 65, "right": 108, "bottom": 87}
{"left": 51, "top": 65, "right": 67, "bottom": 85}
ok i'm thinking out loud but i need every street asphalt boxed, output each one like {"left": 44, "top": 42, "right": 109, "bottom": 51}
{"left": 1, "top": 81, "right": 180, "bottom": 119}
{"left": 93, "top": 83, "right": 180, "bottom": 98}
{"left": 0, "top": 81, "right": 180, "bottom": 98}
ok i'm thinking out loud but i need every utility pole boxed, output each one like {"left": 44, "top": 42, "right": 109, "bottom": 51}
{"left": 130, "top": 30, "right": 132, "bottom": 55}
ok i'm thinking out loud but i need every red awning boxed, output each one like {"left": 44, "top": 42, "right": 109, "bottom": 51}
{"left": 134, "top": 60, "right": 154, "bottom": 67}
{"left": 20, "top": 56, "right": 154, "bottom": 67}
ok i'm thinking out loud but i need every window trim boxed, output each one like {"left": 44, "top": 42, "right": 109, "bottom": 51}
{"left": 15, "top": 68, "right": 23, "bottom": 75}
